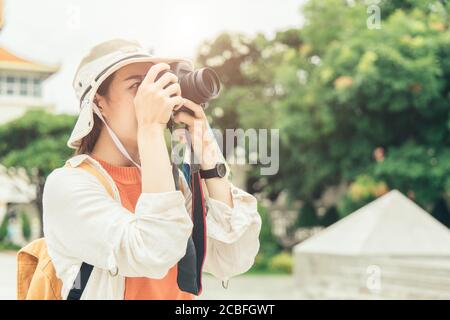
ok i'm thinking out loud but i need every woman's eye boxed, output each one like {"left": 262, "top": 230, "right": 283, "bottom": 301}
{"left": 130, "top": 82, "right": 141, "bottom": 89}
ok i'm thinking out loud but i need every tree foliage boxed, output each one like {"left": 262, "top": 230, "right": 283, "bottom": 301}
{"left": 276, "top": 0, "right": 450, "bottom": 218}
{"left": 0, "top": 110, "right": 76, "bottom": 234}
{"left": 196, "top": 0, "right": 450, "bottom": 225}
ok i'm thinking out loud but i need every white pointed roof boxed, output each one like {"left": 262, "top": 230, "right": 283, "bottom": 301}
{"left": 294, "top": 190, "right": 450, "bottom": 256}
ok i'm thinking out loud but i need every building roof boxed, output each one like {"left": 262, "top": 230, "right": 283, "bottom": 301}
{"left": 294, "top": 190, "right": 450, "bottom": 256}
{"left": 0, "top": 47, "right": 59, "bottom": 75}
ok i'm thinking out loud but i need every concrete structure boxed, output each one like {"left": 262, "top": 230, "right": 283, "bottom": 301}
{"left": 293, "top": 190, "right": 450, "bottom": 299}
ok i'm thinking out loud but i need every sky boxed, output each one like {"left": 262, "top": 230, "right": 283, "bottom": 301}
{"left": 0, "top": 0, "right": 305, "bottom": 114}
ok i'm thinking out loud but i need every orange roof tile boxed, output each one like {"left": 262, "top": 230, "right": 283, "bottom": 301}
{"left": 0, "top": 47, "right": 59, "bottom": 75}
{"left": 0, "top": 47, "right": 31, "bottom": 64}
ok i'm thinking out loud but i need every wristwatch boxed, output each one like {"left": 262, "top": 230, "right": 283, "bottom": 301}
{"left": 199, "top": 163, "right": 227, "bottom": 179}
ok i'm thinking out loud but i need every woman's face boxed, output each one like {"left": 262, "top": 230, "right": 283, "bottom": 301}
{"left": 95, "top": 62, "right": 154, "bottom": 147}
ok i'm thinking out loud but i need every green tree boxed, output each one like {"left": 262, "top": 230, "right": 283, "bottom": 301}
{"left": 21, "top": 211, "right": 31, "bottom": 241}
{"left": 0, "top": 110, "right": 76, "bottom": 235}
{"left": 276, "top": 0, "right": 450, "bottom": 218}
{"left": 195, "top": 30, "right": 298, "bottom": 197}
{"left": 295, "top": 201, "right": 320, "bottom": 228}
{"left": 0, "top": 213, "right": 8, "bottom": 242}
{"left": 195, "top": 32, "right": 276, "bottom": 131}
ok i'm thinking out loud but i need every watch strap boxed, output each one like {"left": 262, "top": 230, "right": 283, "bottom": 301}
{"left": 200, "top": 166, "right": 218, "bottom": 179}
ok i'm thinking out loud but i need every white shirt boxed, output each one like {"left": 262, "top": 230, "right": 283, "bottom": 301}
{"left": 42, "top": 154, "right": 262, "bottom": 299}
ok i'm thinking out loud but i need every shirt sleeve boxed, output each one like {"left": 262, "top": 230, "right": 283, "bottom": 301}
{"left": 43, "top": 167, "right": 193, "bottom": 279}
{"left": 179, "top": 171, "right": 262, "bottom": 281}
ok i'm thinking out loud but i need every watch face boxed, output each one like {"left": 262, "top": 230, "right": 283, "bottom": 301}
{"left": 217, "top": 163, "right": 227, "bottom": 177}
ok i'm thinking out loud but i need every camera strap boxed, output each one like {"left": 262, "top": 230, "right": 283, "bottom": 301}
{"left": 169, "top": 124, "right": 207, "bottom": 296}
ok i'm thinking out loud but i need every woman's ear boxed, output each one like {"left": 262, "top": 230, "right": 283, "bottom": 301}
{"left": 94, "top": 93, "right": 107, "bottom": 118}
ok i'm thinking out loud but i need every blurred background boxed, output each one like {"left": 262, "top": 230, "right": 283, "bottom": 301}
{"left": 0, "top": 0, "right": 449, "bottom": 299}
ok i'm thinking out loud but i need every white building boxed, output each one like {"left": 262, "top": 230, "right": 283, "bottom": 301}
{"left": 0, "top": 47, "right": 59, "bottom": 124}
{"left": 293, "top": 190, "right": 450, "bottom": 299}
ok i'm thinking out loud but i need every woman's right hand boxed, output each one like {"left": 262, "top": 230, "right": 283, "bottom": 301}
{"left": 134, "top": 62, "right": 184, "bottom": 130}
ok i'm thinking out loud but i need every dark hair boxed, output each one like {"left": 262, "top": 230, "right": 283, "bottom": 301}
{"left": 73, "top": 72, "right": 115, "bottom": 155}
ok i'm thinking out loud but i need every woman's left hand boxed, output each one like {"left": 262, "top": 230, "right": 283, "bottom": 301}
{"left": 173, "top": 98, "right": 221, "bottom": 170}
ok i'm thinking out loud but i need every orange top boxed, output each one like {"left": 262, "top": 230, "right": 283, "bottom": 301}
{"left": 91, "top": 154, "right": 194, "bottom": 300}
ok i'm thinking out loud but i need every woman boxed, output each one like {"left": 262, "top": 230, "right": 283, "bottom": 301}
{"left": 42, "top": 39, "right": 262, "bottom": 300}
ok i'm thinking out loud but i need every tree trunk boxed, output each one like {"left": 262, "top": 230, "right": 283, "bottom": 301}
{"left": 33, "top": 176, "right": 45, "bottom": 238}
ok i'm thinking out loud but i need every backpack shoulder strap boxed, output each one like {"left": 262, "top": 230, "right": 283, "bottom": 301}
{"left": 64, "top": 159, "right": 114, "bottom": 300}
{"left": 64, "top": 161, "right": 115, "bottom": 198}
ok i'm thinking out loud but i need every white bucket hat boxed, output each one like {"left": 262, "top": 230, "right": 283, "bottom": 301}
{"left": 69, "top": 38, "right": 194, "bottom": 168}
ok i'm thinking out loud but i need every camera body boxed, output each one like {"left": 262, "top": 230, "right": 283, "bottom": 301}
{"left": 154, "top": 62, "right": 221, "bottom": 125}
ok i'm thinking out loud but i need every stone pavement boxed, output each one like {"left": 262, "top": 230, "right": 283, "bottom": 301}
{"left": 199, "top": 274, "right": 299, "bottom": 299}
{"left": 0, "top": 252, "right": 298, "bottom": 300}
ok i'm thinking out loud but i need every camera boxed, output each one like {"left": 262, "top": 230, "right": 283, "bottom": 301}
{"left": 154, "top": 62, "right": 222, "bottom": 126}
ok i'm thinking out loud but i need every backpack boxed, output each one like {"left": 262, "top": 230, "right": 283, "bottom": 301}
{"left": 16, "top": 161, "right": 114, "bottom": 300}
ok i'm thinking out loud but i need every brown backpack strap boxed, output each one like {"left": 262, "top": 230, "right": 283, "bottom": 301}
{"left": 65, "top": 161, "right": 114, "bottom": 198}
{"left": 63, "top": 159, "right": 114, "bottom": 299}
{"left": 66, "top": 158, "right": 184, "bottom": 197}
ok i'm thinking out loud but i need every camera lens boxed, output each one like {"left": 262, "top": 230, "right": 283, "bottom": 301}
{"left": 197, "top": 68, "right": 220, "bottom": 100}
{"left": 175, "top": 65, "right": 221, "bottom": 105}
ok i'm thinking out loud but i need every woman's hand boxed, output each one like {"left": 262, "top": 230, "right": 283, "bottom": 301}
{"left": 135, "top": 63, "right": 183, "bottom": 193}
{"left": 173, "top": 98, "right": 221, "bottom": 170}
{"left": 134, "top": 63, "right": 184, "bottom": 131}
{"left": 174, "top": 98, "right": 234, "bottom": 208}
